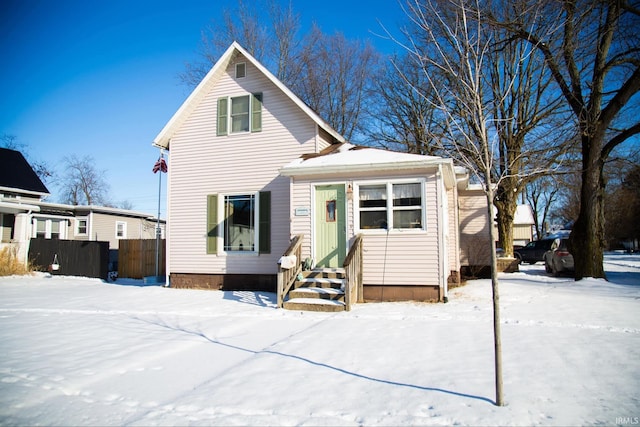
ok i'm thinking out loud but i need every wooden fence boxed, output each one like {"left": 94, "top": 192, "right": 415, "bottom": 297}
{"left": 29, "top": 239, "right": 109, "bottom": 280}
{"left": 118, "top": 239, "right": 166, "bottom": 279}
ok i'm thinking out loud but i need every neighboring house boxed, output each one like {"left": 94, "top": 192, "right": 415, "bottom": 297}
{"left": 458, "top": 183, "right": 535, "bottom": 273}
{"left": 0, "top": 147, "right": 165, "bottom": 265}
{"left": 152, "top": 42, "right": 471, "bottom": 302}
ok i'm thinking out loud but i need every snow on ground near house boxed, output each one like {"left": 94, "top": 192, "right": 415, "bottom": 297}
{"left": 0, "top": 254, "right": 639, "bottom": 426}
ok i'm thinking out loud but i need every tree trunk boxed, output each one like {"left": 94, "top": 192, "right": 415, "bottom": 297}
{"left": 494, "top": 184, "right": 518, "bottom": 258}
{"left": 569, "top": 135, "right": 606, "bottom": 280}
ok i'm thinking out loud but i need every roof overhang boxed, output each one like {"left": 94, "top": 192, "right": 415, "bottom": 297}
{"left": 0, "top": 200, "right": 41, "bottom": 214}
{"left": 280, "top": 145, "right": 459, "bottom": 189}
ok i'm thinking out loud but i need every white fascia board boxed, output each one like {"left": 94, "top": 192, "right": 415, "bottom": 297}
{"left": 0, "top": 186, "right": 50, "bottom": 199}
{"left": 0, "top": 200, "right": 41, "bottom": 214}
{"left": 281, "top": 158, "right": 457, "bottom": 188}
{"left": 152, "top": 44, "right": 237, "bottom": 150}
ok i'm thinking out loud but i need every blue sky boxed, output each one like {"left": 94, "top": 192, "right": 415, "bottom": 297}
{"left": 0, "top": 0, "right": 406, "bottom": 217}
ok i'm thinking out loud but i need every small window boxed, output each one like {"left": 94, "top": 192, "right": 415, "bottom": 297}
{"left": 231, "top": 95, "right": 250, "bottom": 133}
{"left": 35, "top": 219, "right": 46, "bottom": 239}
{"left": 116, "top": 221, "right": 127, "bottom": 239}
{"left": 359, "top": 185, "right": 387, "bottom": 229}
{"left": 76, "top": 218, "right": 88, "bottom": 236}
{"left": 235, "top": 62, "right": 246, "bottom": 78}
{"left": 51, "top": 220, "right": 61, "bottom": 240}
{"left": 326, "top": 200, "right": 336, "bottom": 222}
{"left": 392, "top": 183, "right": 422, "bottom": 229}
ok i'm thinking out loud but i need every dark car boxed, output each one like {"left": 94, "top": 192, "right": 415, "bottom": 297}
{"left": 514, "top": 238, "right": 555, "bottom": 264}
{"left": 544, "top": 238, "right": 574, "bottom": 276}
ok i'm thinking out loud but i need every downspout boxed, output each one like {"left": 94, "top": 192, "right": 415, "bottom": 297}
{"left": 437, "top": 164, "right": 448, "bottom": 303}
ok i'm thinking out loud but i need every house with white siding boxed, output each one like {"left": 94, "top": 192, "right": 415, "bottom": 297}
{"left": 152, "top": 42, "right": 479, "bottom": 308}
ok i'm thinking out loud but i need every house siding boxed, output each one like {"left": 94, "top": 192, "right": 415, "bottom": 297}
{"left": 86, "top": 212, "right": 157, "bottom": 249}
{"left": 167, "top": 53, "right": 324, "bottom": 277}
{"left": 290, "top": 171, "right": 443, "bottom": 289}
{"left": 458, "top": 189, "right": 491, "bottom": 267}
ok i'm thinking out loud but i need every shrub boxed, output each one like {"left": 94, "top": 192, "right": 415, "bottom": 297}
{"left": 0, "top": 246, "right": 31, "bottom": 276}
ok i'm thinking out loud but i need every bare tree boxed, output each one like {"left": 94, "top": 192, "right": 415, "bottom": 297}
{"left": 495, "top": 0, "right": 640, "bottom": 280}
{"left": 1, "top": 133, "right": 54, "bottom": 184}
{"left": 59, "top": 155, "right": 110, "bottom": 206}
{"left": 292, "top": 25, "right": 380, "bottom": 140}
{"left": 179, "top": 0, "right": 380, "bottom": 141}
{"left": 525, "top": 175, "right": 562, "bottom": 238}
{"left": 367, "top": 53, "right": 444, "bottom": 155}
{"left": 180, "top": 0, "right": 300, "bottom": 86}
{"left": 396, "top": 0, "right": 509, "bottom": 406}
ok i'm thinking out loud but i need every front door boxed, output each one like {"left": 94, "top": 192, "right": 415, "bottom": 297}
{"left": 315, "top": 185, "right": 347, "bottom": 268}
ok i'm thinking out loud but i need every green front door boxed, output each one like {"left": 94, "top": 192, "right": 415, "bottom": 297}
{"left": 315, "top": 185, "right": 347, "bottom": 268}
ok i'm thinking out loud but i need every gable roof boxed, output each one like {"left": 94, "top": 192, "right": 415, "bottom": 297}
{"left": 152, "top": 41, "right": 345, "bottom": 149}
{"left": 280, "top": 142, "right": 459, "bottom": 189}
{"left": 0, "top": 148, "right": 50, "bottom": 196}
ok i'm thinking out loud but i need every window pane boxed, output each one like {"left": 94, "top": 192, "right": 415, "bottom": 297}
{"left": 224, "top": 194, "right": 255, "bottom": 251}
{"left": 231, "top": 96, "right": 250, "bottom": 132}
{"left": 393, "top": 209, "right": 422, "bottom": 229}
{"left": 51, "top": 221, "right": 61, "bottom": 239}
{"left": 359, "top": 185, "right": 386, "bottom": 208}
{"left": 393, "top": 183, "right": 421, "bottom": 206}
{"left": 360, "top": 210, "right": 387, "bottom": 229}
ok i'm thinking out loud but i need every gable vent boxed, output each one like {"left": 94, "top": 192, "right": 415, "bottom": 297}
{"left": 235, "top": 63, "right": 246, "bottom": 78}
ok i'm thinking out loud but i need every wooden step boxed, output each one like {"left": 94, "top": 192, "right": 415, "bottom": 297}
{"left": 288, "top": 286, "right": 345, "bottom": 301}
{"left": 294, "top": 277, "right": 345, "bottom": 289}
{"left": 283, "top": 298, "right": 346, "bottom": 312}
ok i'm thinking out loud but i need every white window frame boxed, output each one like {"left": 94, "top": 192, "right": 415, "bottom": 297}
{"left": 76, "top": 217, "right": 88, "bottom": 236}
{"left": 222, "top": 192, "right": 259, "bottom": 253}
{"left": 32, "top": 217, "right": 68, "bottom": 239}
{"left": 115, "top": 221, "right": 127, "bottom": 239}
{"left": 230, "top": 94, "right": 251, "bottom": 133}
{"left": 355, "top": 179, "right": 426, "bottom": 233}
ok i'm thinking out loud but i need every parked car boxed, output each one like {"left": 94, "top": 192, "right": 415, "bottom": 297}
{"left": 544, "top": 238, "right": 574, "bottom": 276}
{"left": 514, "top": 239, "right": 555, "bottom": 264}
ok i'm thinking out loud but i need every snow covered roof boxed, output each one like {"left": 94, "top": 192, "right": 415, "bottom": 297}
{"left": 152, "top": 42, "right": 344, "bottom": 149}
{"left": 280, "top": 143, "right": 458, "bottom": 188}
{"left": 514, "top": 204, "right": 535, "bottom": 225}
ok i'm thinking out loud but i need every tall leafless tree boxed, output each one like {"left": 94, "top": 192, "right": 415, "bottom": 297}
{"left": 396, "top": 0, "right": 509, "bottom": 406}
{"left": 179, "top": 0, "right": 380, "bottom": 141}
{"left": 367, "top": 53, "right": 444, "bottom": 155}
{"left": 494, "top": 0, "right": 640, "bottom": 280}
{"left": 59, "top": 155, "right": 110, "bottom": 206}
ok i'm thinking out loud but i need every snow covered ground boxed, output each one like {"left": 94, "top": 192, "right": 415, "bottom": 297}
{"left": 0, "top": 254, "right": 639, "bottom": 426}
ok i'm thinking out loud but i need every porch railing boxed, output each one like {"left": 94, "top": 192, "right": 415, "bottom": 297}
{"left": 276, "top": 234, "right": 304, "bottom": 308}
{"left": 343, "top": 234, "right": 364, "bottom": 311}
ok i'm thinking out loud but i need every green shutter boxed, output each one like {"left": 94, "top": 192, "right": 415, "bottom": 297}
{"left": 217, "top": 98, "right": 228, "bottom": 136}
{"left": 251, "top": 93, "right": 262, "bottom": 132}
{"left": 259, "top": 191, "right": 271, "bottom": 253}
{"left": 207, "top": 194, "right": 218, "bottom": 254}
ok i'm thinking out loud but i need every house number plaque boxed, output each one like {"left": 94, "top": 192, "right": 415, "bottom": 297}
{"left": 294, "top": 207, "right": 310, "bottom": 216}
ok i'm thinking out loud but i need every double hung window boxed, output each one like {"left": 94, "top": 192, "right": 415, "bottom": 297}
{"left": 217, "top": 93, "right": 262, "bottom": 136}
{"left": 358, "top": 181, "right": 424, "bottom": 230}
{"left": 224, "top": 194, "right": 255, "bottom": 251}
{"left": 206, "top": 191, "right": 271, "bottom": 254}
